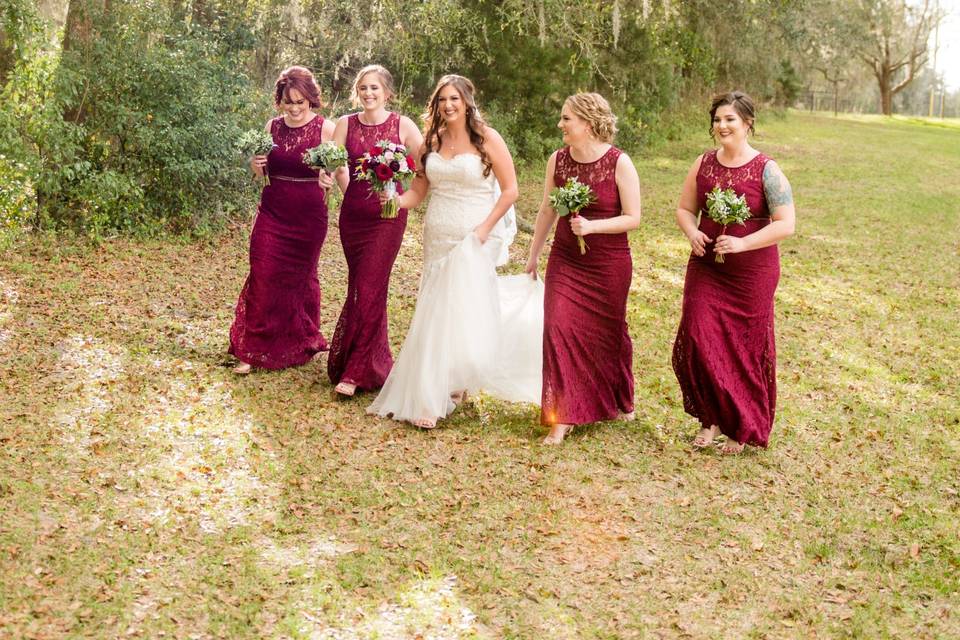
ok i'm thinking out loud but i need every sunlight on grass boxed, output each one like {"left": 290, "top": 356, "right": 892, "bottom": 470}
{"left": 303, "top": 575, "right": 487, "bottom": 640}
{"left": 54, "top": 334, "right": 126, "bottom": 451}
{"left": 650, "top": 266, "right": 685, "bottom": 289}
{"left": 133, "top": 362, "right": 279, "bottom": 534}
{"left": 258, "top": 535, "right": 359, "bottom": 570}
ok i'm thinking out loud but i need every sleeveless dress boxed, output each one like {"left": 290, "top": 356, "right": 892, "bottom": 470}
{"left": 229, "top": 115, "right": 328, "bottom": 369}
{"left": 671, "top": 149, "right": 779, "bottom": 447}
{"left": 368, "top": 153, "right": 544, "bottom": 423}
{"left": 541, "top": 146, "right": 635, "bottom": 426}
{"left": 327, "top": 112, "right": 407, "bottom": 390}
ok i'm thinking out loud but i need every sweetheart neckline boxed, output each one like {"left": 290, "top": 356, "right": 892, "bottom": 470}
{"left": 429, "top": 151, "right": 482, "bottom": 162}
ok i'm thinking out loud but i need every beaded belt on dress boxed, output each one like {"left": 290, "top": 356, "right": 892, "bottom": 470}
{"left": 270, "top": 175, "right": 319, "bottom": 183}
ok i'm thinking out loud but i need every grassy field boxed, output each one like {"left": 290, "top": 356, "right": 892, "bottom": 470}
{"left": 1, "top": 112, "right": 958, "bottom": 639}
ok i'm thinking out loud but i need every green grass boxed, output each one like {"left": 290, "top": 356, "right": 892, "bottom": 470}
{"left": 1, "top": 112, "right": 958, "bottom": 638}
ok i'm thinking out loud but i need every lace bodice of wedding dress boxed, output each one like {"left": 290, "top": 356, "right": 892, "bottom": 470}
{"left": 423, "top": 153, "right": 515, "bottom": 270}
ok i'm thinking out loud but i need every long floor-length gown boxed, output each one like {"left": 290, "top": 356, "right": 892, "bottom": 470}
{"left": 368, "top": 153, "right": 543, "bottom": 423}
{"left": 229, "top": 115, "right": 328, "bottom": 369}
{"left": 541, "top": 146, "right": 635, "bottom": 426}
{"left": 671, "top": 149, "right": 779, "bottom": 447}
{"left": 327, "top": 112, "right": 407, "bottom": 390}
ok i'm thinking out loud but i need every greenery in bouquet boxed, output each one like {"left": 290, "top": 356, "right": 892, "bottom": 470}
{"left": 302, "top": 142, "right": 348, "bottom": 172}
{"left": 237, "top": 129, "right": 276, "bottom": 185}
{"left": 704, "top": 186, "right": 752, "bottom": 262}
{"left": 549, "top": 177, "right": 595, "bottom": 254}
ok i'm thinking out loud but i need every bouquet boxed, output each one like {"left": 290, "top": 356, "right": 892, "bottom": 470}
{"left": 237, "top": 128, "right": 276, "bottom": 185}
{"left": 704, "top": 186, "right": 752, "bottom": 263}
{"left": 303, "top": 142, "right": 349, "bottom": 205}
{"left": 549, "top": 177, "right": 595, "bottom": 255}
{"left": 354, "top": 140, "right": 417, "bottom": 219}
{"left": 302, "top": 141, "right": 348, "bottom": 174}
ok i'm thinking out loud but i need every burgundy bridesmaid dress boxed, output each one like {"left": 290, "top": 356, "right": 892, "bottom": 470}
{"left": 541, "top": 146, "right": 635, "bottom": 426}
{"left": 229, "top": 115, "right": 328, "bottom": 369}
{"left": 672, "top": 149, "right": 779, "bottom": 447}
{"left": 327, "top": 112, "right": 407, "bottom": 391}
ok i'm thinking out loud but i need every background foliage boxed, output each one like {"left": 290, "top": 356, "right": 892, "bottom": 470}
{"left": 0, "top": 0, "right": 951, "bottom": 236}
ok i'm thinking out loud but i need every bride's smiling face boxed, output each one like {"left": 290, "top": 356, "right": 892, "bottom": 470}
{"left": 437, "top": 85, "right": 465, "bottom": 125}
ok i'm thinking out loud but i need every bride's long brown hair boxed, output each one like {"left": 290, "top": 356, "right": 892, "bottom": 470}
{"left": 421, "top": 75, "right": 493, "bottom": 177}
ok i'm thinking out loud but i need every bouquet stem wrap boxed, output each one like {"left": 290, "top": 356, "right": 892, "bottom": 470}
{"left": 572, "top": 213, "right": 588, "bottom": 255}
{"left": 381, "top": 181, "right": 398, "bottom": 219}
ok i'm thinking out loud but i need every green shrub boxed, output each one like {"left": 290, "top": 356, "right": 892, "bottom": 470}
{"left": 0, "top": 0, "right": 266, "bottom": 237}
{"left": 0, "top": 154, "right": 35, "bottom": 248}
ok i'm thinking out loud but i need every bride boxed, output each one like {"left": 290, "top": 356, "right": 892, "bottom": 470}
{"left": 367, "top": 74, "right": 543, "bottom": 429}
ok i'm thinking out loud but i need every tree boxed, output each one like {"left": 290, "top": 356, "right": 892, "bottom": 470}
{"left": 851, "top": 0, "right": 941, "bottom": 115}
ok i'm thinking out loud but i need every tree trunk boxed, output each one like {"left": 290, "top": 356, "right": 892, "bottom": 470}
{"left": 61, "top": 0, "right": 108, "bottom": 123}
{"left": 0, "top": 30, "right": 11, "bottom": 85}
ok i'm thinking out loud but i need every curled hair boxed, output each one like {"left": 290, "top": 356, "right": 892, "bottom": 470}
{"left": 274, "top": 66, "right": 322, "bottom": 109}
{"left": 564, "top": 93, "right": 618, "bottom": 143}
{"left": 421, "top": 74, "right": 492, "bottom": 177}
{"left": 350, "top": 64, "right": 395, "bottom": 107}
{"left": 710, "top": 90, "right": 756, "bottom": 137}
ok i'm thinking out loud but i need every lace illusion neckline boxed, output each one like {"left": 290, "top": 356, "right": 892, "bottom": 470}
{"left": 280, "top": 114, "right": 319, "bottom": 130}
{"left": 712, "top": 149, "right": 763, "bottom": 169}
{"left": 355, "top": 112, "right": 394, "bottom": 127}
{"left": 566, "top": 145, "right": 614, "bottom": 165}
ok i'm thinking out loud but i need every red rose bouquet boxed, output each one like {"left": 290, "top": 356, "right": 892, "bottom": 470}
{"left": 354, "top": 140, "right": 417, "bottom": 219}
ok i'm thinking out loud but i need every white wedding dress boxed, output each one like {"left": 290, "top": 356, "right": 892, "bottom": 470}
{"left": 367, "top": 152, "right": 544, "bottom": 423}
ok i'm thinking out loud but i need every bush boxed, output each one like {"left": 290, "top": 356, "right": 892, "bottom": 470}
{"left": 0, "top": 154, "right": 35, "bottom": 248}
{"left": 0, "top": 0, "right": 267, "bottom": 237}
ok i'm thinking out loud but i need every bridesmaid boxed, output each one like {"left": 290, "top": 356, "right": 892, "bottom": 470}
{"left": 525, "top": 93, "right": 642, "bottom": 445}
{"left": 320, "top": 65, "right": 423, "bottom": 396}
{"left": 229, "top": 66, "right": 336, "bottom": 373}
{"left": 671, "top": 91, "right": 795, "bottom": 453}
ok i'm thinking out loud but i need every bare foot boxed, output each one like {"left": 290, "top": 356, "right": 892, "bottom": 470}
{"left": 617, "top": 411, "right": 635, "bottom": 421}
{"left": 542, "top": 423, "right": 573, "bottom": 445}
{"left": 721, "top": 439, "right": 745, "bottom": 455}
{"left": 412, "top": 417, "right": 438, "bottom": 430}
{"left": 334, "top": 381, "right": 357, "bottom": 397}
{"left": 692, "top": 424, "right": 720, "bottom": 449}
{"left": 233, "top": 362, "right": 252, "bottom": 375}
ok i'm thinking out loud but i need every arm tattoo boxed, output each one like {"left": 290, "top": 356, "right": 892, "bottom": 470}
{"left": 763, "top": 162, "right": 793, "bottom": 209}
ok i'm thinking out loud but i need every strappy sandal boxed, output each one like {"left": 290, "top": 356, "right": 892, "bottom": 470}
{"left": 450, "top": 390, "right": 468, "bottom": 406}
{"left": 542, "top": 424, "right": 574, "bottom": 445}
{"left": 692, "top": 425, "right": 720, "bottom": 449}
{"left": 412, "top": 417, "right": 438, "bottom": 430}
{"left": 721, "top": 440, "right": 745, "bottom": 455}
{"left": 334, "top": 381, "right": 357, "bottom": 397}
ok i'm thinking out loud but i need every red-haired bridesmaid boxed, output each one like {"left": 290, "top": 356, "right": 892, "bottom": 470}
{"left": 229, "top": 66, "right": 336, "bottom": 373}
{"left": 320, "top": 65, "right": 423, "bottom": 396}
{"left": 672, "top": 91, "right": 796, "bottom": 453}
{"left": 525, "top": 93, "right": 642, "bottom": 444}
